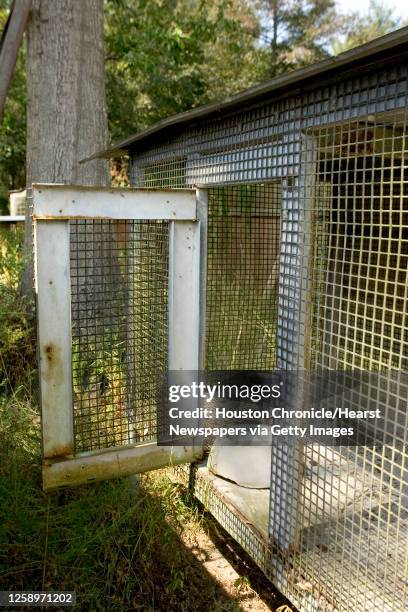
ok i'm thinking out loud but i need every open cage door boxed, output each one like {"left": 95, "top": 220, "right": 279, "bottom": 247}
{"left": 33, "top": 184, "right": 207, "bottom": 490}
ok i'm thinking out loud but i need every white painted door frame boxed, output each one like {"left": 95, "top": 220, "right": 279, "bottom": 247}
{"left": 33, "top": 184, "right": 207, "bottom": 490}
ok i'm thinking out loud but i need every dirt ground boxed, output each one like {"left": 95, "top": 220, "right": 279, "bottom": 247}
{"left": 181, "top": 507, "right": 297, "bottom": 611}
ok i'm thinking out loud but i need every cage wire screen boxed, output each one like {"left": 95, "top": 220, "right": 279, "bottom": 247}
{"left": 297, "top": 118, "right": 408, "bottom": 610}
{"left": 70, "top": 219, "right": 169, "bottom": 453}
{"left": 206, "top": 184, "right": 281, "bottom": 370}
{"left": 128, "top": 61, "right": 408, "bottom": 612}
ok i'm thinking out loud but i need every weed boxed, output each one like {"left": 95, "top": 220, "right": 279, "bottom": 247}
{"left": 0, "top": 227, "right": 36, "bottom": 393}
{"left": 72, "top": 331, "right": 130, "bottom": 451}
{"left": 233, "top": 574, "right": 252, "bottom": 594}
{"left": 206, "top": 277, "right": 277, "bottom": 370}
{"left": 0, "top": 396, "right": 234, "bottom": 610}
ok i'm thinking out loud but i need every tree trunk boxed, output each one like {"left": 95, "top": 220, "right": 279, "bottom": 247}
{"left": 270, "top": 0, "right": 279, "bottom": 77}
{"left": 26, "top": 0, "right": 108, "bottom": 186}
{"left": 24, "top": 0, "right": 113, "bottom": 321}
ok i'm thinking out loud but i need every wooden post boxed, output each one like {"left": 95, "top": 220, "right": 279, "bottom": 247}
{"left": 0, "top": 0, "right": 32, "bottom": 119}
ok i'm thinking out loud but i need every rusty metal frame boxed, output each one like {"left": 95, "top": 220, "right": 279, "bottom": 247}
{"left": 33, "top": 184, "right": 206, "bottom": 490}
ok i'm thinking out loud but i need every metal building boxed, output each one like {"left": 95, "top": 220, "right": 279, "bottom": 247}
{"left": 35, "top": 28, "right": 408, "bottom": 612}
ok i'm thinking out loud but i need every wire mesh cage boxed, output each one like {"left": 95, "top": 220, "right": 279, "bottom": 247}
{"left": 31, "top": 33, "right": 408, "bottom": 612}
{"left": 70, "top": 219, "right": 169, "bottom": 452}
{"left": 124, "top": 54, "right": 408, "bottom": 612}
{"left": 34, "top": 186, "right": 206, "bottom": 492}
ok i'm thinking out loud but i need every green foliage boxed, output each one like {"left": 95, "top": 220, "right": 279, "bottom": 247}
{"left": 0, "top": 391, "right": 228, "bottom": 610}
{"left": 105, "top": 0, "right": 268, "bottom": 142}
{"left": 0, "top": 1, "right": 27, "bottom": 204}
{"left": 258, "top": 0, "right": 351, "bottom": 76}
{"left": 0, "top": 0, "right": 404, "bottom": 200}
{"left": 0, "top": 0, "right": 267, "bottom": 194}
{"left": 72, "top": 330, "right": 130, "bottom": 450}
{"left": 0, "top": 228, "right": 36, "bottom": 393}
{"left": 206, "top": 277, "right": 277, "bottom": 369}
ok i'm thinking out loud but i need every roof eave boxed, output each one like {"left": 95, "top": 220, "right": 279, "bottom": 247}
{"left": 81, "top": 26, "right": 408, "bottom": 163}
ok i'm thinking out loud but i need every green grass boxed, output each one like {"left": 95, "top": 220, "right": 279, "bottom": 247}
{"left": 0, "top": 225, "right": 296, "bottom": 612}
{"left": 0, "top": 227, "right": 36, "bottom": 393}
{"left": 0, "top": 228, "right": 240, "bottom": 611}
{"left": 0, "top": 391, "right": 241, "bottom": 611}
{"left": 72, "top": 330, "right": 131, "bottom": 450}
{"left": 206, "top": 277, "right": 277, "bottom": 370}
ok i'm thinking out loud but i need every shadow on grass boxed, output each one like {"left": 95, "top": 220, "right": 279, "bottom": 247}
{"left": 0, "top": 398, "right": 243, "bottom": 612}
{"left": 181, "top": 488, "right": 297, "bottom": 612}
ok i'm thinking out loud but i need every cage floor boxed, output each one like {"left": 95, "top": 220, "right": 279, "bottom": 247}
{"left": 191, "top": 448, "right": 407, "bottom": 612}
{"left": 196, "top": 464, "right": 270, "bottom": 537}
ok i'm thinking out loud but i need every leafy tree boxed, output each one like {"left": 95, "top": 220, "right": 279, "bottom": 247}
{"left": 0, "top": 0, "right": 403, "bottom": 203}
{"left": 332, "top": 0, "right": 403, "bottom": 54}
{"left": 0, "top": 0, "right": 267, "bottom": 196}
{"left": 199, "top": 0, "right": 270, "bottom": 104}
{"left": 257, "top": 0, "right": 350, "bottom": 76}
{"left": 105, "top": 0, "right": 268, "bottom": 142}
{"left": 19, "top": 0, "right": 110, "bottom": 299}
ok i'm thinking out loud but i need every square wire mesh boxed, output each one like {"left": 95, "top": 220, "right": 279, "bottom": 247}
{"left": 128, "top": 58, "right": 408, "bottom": 612}
{"left": 297, "top": 116, "right": 408, "bottom": 612}
{"left": 205, "top": 184, "right": 280, "bottom": 370}
{"left": 70, "top": 219, "right": 168, "bottom": 452}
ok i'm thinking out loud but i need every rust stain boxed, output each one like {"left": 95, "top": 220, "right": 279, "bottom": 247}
{"left": 43, "top": 442, "right": 74, "bottom": 460}
{"left": 41, "top": 343, "right": 65, "bottom": 387}
{"left": 41, "top": 342, "right": 61, "bottom": 370}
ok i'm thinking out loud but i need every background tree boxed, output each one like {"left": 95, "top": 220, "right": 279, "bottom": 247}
{"left": 24, "top": 0, "right": 109, "bottom": 300}
{"left": 26, "top": 0, "right": 108, "bottom": 188}
{"left": 105, "top": 0, "right": 268, "bottom": 143}
{"left": 257, "top": 0, "right": 350, "bottom": 76}
{"left": 0, "top": 0, "right": 406, "bottom": 201}
{"left": 332, "top": 0, "right": 402, "bottom": 54}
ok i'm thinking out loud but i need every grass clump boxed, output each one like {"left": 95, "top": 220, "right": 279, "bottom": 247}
{"left": 0, "top": 226, "right": 221, "bottom": 611}
{"left": 0, "top": 394, "right": 229, "bottom": 610}
{"left": 0, "top": 227, "right": 36, "bottom": 393}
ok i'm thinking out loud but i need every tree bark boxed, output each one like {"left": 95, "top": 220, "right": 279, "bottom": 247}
{"left": 24, "top": 0, "right": 112, "bottom": 318}
{"left": 270, "top": 0, "right": 279, "bottom": 76}
{"left": 26, "top": 0, "right": 108, "bottom": 187}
